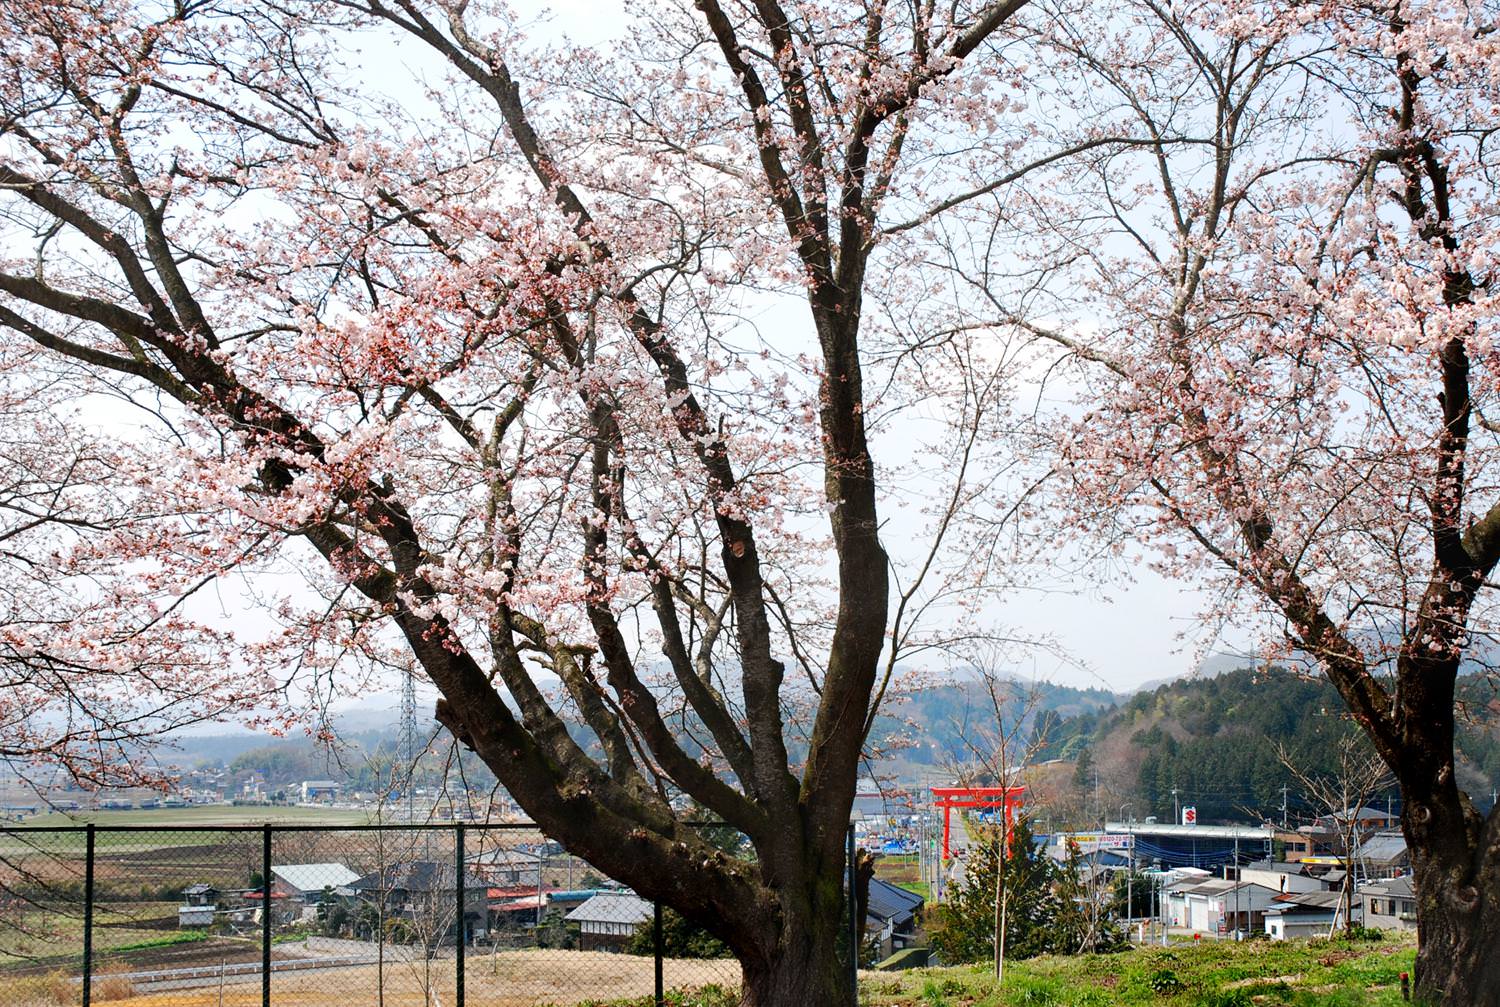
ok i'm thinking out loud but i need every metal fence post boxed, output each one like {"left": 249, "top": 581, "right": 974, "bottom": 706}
{"left": 83, "top": 824, "right": 95, "bottom": 1007}
{"left": 455, "top": 823, "right": 465, "bottom": 1007}
{"left": 653, "top": 901, "right": 664, "bottom": 1007}
{"left": 262, "top": 824, "right": 271, "bottom": 1007}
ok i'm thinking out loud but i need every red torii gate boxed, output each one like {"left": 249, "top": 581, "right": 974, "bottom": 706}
{"left": 931, "top": 785, "right": 1025, "bottom": 861}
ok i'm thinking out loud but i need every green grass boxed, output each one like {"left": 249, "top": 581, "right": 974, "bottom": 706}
{"left": 111, "top": 930, "right": 209, "bottom": 953}
{"left": 858, "top": 934, "right": 1417, "bottom": 1006}
{"left": 897, "top": 881, "right": 933, "bottom": 901}
{"left": 563, "top": 986, "right": 738, "bottom": 1007}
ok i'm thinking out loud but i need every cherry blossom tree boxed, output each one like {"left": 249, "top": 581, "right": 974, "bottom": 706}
{"left": 985, "top": 1, "right": 1500, "bottom": 1000}
{"left": 0, "top": 1, "right": 1049, "bottom": 1001}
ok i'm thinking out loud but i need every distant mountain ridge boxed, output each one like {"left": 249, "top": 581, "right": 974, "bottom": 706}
{"left": 1129, "top": 650, "right": 1265, "bottom": 694}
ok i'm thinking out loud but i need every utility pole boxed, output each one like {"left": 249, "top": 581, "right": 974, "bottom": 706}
{"left": 1159, "top": 871, "right": 1168, "bottom": 945}
{"left": 1172, "top": 787, "right": 1179, "bottom": 825}
{"left": 1281, "top": 786, "right": 1289, "bottom": 830}
{"left": 1233, "top": 834, "right": 1240, "bottom": 940}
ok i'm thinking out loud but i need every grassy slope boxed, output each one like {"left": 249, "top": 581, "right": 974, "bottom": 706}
{"left": 862, "top": 935, "right": 1417, "bottom": 1007}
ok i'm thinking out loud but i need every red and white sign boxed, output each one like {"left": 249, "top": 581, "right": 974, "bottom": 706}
{"left": 1182, "top": 806, "right": 1197, "bottom": 825}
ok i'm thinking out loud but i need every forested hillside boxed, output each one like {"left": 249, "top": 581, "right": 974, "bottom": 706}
{"left": 1038, "top": 667, "right": 1500, "bottom": 824}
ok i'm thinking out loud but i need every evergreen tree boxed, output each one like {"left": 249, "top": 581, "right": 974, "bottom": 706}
{"left": 1071, "top": 747, "right": 1094, "bottom": 789}
{"left": 625, "top": 907, "right": 731, "bottom": 959}
{"left": 928, "top": 817, "right": 1094, "bottom": 964}
{"left": 1053, "top": 841, "right": 1127, "bottom": 954}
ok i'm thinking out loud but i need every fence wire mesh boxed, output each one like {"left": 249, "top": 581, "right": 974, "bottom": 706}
{"left": 0, "top": 824, "right": 742, "bottom": 1007}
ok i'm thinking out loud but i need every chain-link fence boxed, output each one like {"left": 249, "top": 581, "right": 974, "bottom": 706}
{"left": 0, "top": 823, "right": 747, "bottom": 1007}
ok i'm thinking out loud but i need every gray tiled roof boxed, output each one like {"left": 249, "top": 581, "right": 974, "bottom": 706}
{"left": 1360, "top": 875, "right": 1414, "bottom": 898}
{"left": 1355, "top": 832, "right": 1408, "bottom": 865}
{"left": 565, "top": 892, "right": 653, "bottom": 926}
{"left": 272, "top": 863, "right": 360, "bottom": 893}
{"left": 866, "top": 878, "right": 924, "bottom": 928}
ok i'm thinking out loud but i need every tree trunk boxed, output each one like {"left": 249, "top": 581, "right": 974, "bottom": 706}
{"left": 1405, "top": 816, "right": 1500, "bottom": 1005}
{"left": 1392, "top": 702, "right": 1500, "bottom": 1007}
{"left": 737, "top": 911, "right": 852, "bottom": 1007}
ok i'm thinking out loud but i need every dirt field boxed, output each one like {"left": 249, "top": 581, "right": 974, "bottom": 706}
{"left": 1, "top": 950, "right": 740, "bottom": 1007}
{"left": 0, "top": 903, "right": 197, "bottom": 970}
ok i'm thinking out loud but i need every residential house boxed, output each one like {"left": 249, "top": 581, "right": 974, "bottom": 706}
{"left": 271, "top": 863, "right": 360, "bottom": 907}
{"left": 1273, "top": 830, "right": 1313, "bottom": 861}
{"left": 1159, "top": 870, "right": 1210, "bottom": 927}
{"left": 176, "top": 882, "right": 221, "bottom": 928}
{"left": 865, "top": 878, "right": 924, "bottom": 959}
{"left": 181, "top": 883, "right": 219, "bottom": 907}
{"left": 1263, "top": 890, "right": 1347, "bottom": 940}
{"left": 271, "top": 863, "right": 360, "bottom": 924}
{"left": 1300, "top": 806, "right": 1399, "bottom": 857}
{"left": 1165, "top": 877, "right": 1281, "bottom": 935}
{"left": 466, "top": 847, "right": 545, "bottom": 888}
{"left": 299, "top": 780, "right": 339, "bottom": 802}
{"left": 485, "top": 884, "right": 564, "bottom": 933}
{"left": 344, "top": 861, "right": 491, "bottom": 945}
{"left": 1237, "top": 861, "right": 1324, "bottom": 895}
{"left": 240, "top": 887, "right": 297, "bottom": 926}
{"left": 565, "top": 892, "right": 653, "bottom": 952}
{"left": 1359, "top": 876, "right": 1417, "bottom": 932}
{"left": 1316, "top": 868, "right": 1349, "bottom": 893}
{"left": 1353, "top": 831, "right": 1409, "bottom": 879}
{"left": 1324, "top": 806, "right": 1399, "bottom": 832}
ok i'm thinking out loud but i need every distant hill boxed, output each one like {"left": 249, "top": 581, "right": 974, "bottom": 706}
{"left": 1130, "top": 650, "right": 1265, "bottom": 693}
{"left": 865, "top": 675, "right": 1120, "bottom": 779}
{"left": 1034, "top": 666, "right": 1500, "bottom": 825}
{"left": 140, "top": 672, "right": 1119, "bottom": 798}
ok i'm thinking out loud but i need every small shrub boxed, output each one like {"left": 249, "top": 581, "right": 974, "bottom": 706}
{"left": 0, "top": 970, "right": 78, "bottom": 1007}
{"left": 571, "top": 983, "right": 737, "bottom": 1007}
{"left": 91, "top": 965, "right": 135, "bottom": 1003}
{"left": 1344, "top": 925, "right": 1385, "bottom": 941}
{"left": 1010, "top": 980, "right": 1060, "bottom": 1006}
{"left": 45, "top": 970, "right": 75, "bottom": 1005}
{"left": 1197, "top": 991, "right": 1253, "bottom": 1007}
{"left": 661, "top": 985, "right": 737, "bottom": 1007}
{"left": 920, "top": 975, "right": 964, "bottom": 1006}
{"left": 1146, "top": 968, "right": 1182, "bottom": 994}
